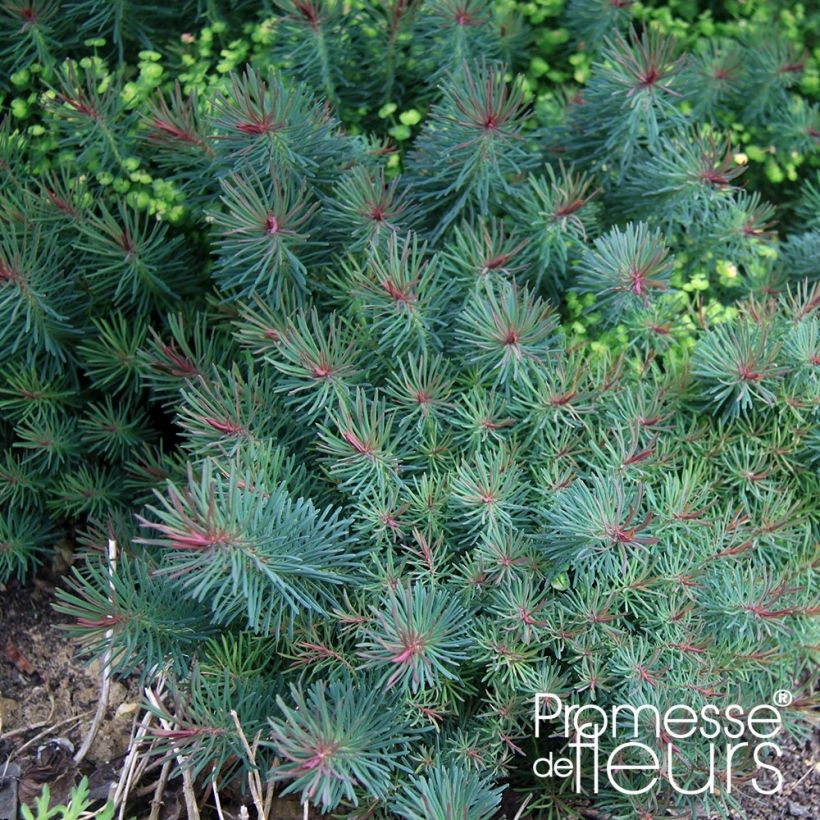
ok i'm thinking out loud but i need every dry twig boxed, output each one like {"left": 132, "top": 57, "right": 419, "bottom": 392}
{"left": 0, "top": 700, "right": 57, "bottom": 742}
{"left": 74, "top": 538, "right": 118, "bottom": 765}
{"left": 114, "top": 683, "right": 165, "bottom": 820}
{"left": 146, "top": 688, "right": 200, "bottom": 820}
{"left": 8, "top": 711, "right": 92, "bottom": 760}
{"left": 230, "top": 709, "right": 267, "bottom": 820}
{"left": 212, "top": 771, "right": 227, "bottom": 820}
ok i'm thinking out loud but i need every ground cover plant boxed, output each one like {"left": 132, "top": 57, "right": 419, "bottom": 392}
{"left": 0, "top": 0, "right": 818, "bottom": 817}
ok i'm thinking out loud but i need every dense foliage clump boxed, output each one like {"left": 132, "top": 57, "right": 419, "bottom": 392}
{"left": 0, "top": 0, "right": 817, "bottom": 816}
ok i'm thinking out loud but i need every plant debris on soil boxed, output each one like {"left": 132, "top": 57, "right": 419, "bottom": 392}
{"left": 1, "top": 572, "right": 817, "bottom": 819}
{"left": 0, "top": 572, "right": 323, "bottom": 819}
{"left": 728, "top": 729, "right": 819, "bottom": 820}
{"left": 0, "top": 576, "right": 134, "bottom": 814}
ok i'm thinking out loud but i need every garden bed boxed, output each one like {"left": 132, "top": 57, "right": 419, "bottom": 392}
{"left": 1, "top": 574, "right": 817, "bottom": 818}
{"left": 1, "top": 1, "right": 817, "bottom": 817}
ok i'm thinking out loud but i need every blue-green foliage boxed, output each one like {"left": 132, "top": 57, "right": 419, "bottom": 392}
{"left": 0, "top": 1, "right": 817, "bottom": 816}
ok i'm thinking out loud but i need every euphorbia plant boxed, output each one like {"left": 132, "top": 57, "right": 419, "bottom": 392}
{"left": 0, "top": 1, "right": 817, "bottom": 817}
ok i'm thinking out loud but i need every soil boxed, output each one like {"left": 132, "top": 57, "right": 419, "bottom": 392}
{"left": 1, "top": 574, "right": 817, "bottom": 819}
{"left": 728, "top": 729, "right": 819, "bottom": 820}
{"left": 0, "top": 574, "right": 319, "bottom": 819}
{"left": 0, "top": 576, "right": 136, "bottom": 813}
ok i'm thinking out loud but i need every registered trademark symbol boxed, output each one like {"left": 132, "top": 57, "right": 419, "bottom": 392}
{"left": 773, "top": 690, "right": 793, "bottom": 707}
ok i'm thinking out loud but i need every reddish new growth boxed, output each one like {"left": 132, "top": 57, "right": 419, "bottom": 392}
{"left": 553, "top": 198, "right": 588, "bottom": 219}
{"left": 358, "top": 182, "right": 406, "bottom": 231}
{"left": 380, "top": 277, "right": 414, "bottom": 304}
{"left": 60, "top": 92, "right": 99, "bottom": 119}
{"left": 628, "top": 259, "right": 665, "bottom": 300}
{"left": 741, "top": 216, "right": 776, "bottom": 239}
{"left": 0, "top": 258, "right": 19, "bottom": 284}
{"left": 411, "top": 700, "right": 446, "bottom": 726}
{"left": 613, "top": 28, "right": 683, "bottom": 99}
{"left": 621, "top": 237, "right": 671, "bottom": 304}
{"left": 265, "top": 213, "right": 280, "bottom": 235}
{"left": 76, "top": 613, "right": 123, "bottom": 629}
{"left": 289, "top": 0, "right": 324, "bottom": 29}
{"left": 119, "top": 228, "right": 135, "bottom": 258}
{"left": 636, "top": 664, "right": 662, "bottom": 687}
{"left": 481, "top": 416, "right": 514, "bottom": 431}
{"left": 445, "top": 1, "right": 484, "bottom": 28}
{"left": 484, "top": 249, "right": 518, "bottom": 270}
{"left": 493, "top": 642, "right": 529, "bottom": 663}
{"left": 152, "top": 521, "right": 236, "bottom": 551}
{"left": 290, "top": 641, "right": 347, "bottom": 667}
{"left": 493, "top": 546, "right": 521, "bottom": 571}
{"left": 153, "top": 344, "right": 200, "bottom": 378}
{"left": 201, "top": 416, "right": 247, "bottom": 436}
{"left": 450, "top": 63, "right": 528, "bottom": 140}
{"left": 736, "top": 363, "right": 764, "bottom": 382}
{"left": 19, "top": 6, "right": 36, "bottom": 23}
{"left": 699, "top": 168, "right": 730, "bottom": 186}
{"left": 669, "top": 641, "right": 708, "bottom": 655}
{"left": 639, "top": 66, "right": 660, "bottom": 88}
{"left": 342, "top": 429, "right": 373, "bottom": 455}
{"left": 604, "top": 510, "right": 656, "bottom": 545}
{"left": 622, "top": 440, "right": 656, "bottom": 466}
{"left": 293, "top": 741, "right": 342, "bottom": 774}
{"left": 236, "top": 113, "right": 278, "bottom": 135}
{"left": 150, "top": 117, "right": 201, "bottom": 146}
{"left": 44, "top": 188, "right": 79, "bottom": 218}
{"left": 380, "top": 512, "right": 402, "bottom": 532}
{"left": 550, "top": 165, "right": 601, "bottom": 230}
{"left": 691, "top": 135, "right": 746, "bottom": 189}
{"left": 779, "top": 59, "right": 805, "bottom": 75}
{"left": 412, "top": 529, "right": 438, "bottom": 573}
{"left": 604, "top": 486, "right": 658, "bottom": 549}
{"left": 742, "top": 579, "right": 801, "bottom": 621}
{"left": 392, "top": 633, "right": 425, "bottom": 664}
{"left": 706, "top": 48, "right": 742, "bottom": 87}
{"left": 482, "top": 112, "right": 500, "bottom": 130}
{"left": 57, "top": 73, "right": 100, "bottom": 120}
{"left": 148, "top": 89, "right": 214, "bottom": 155}
{"left": 503, "top": 327, "right": 519, "bottom": 346}
{"left": 153, "top": 726, "right": 222, "bottom": 740}
{"left": 475, "top": 224, "right": 528, "bottom": 278}
{"left": 519, "top": 606, "right": 547, "bottom": 629}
